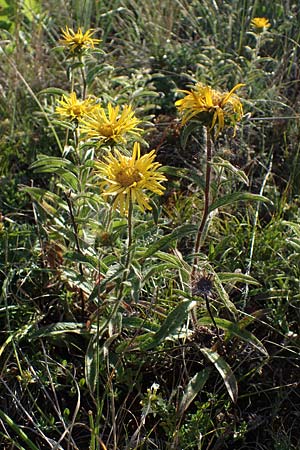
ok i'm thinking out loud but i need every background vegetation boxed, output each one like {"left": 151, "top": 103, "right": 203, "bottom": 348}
{"left": 0, "top": 1, "right": 299, "bottom": 449}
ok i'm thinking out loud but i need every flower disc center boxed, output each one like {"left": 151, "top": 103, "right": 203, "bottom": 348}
{"left": 98, "top": 124, "right": 114, "bottom": 137}
{"left": 116, "top": 168, "right": 143, "bottom": 187}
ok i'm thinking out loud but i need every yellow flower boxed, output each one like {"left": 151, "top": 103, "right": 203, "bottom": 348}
{"left": 56, "top": 92, "right": 98, "bottom": 122}
{"left": 251, "top": 17, "right": 271, "bottom": 31}
{"left": 59, "top": 26, "right": 101, "bottom": 54}
{"left": 175, "top": 82, "right": 245, "bottom": 137}
{"left": 95, "top": 142, "right": 167, "bottom": 214}
{"left": 80, "top": 103, "right": 142, "bottom": 145}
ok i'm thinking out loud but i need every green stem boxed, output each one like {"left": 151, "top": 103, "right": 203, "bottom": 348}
{"left": 64, "top": 192, "right": 86, "bottom": 321}
{"left": 192, "top": 127, "right": 213, "bottom": 279}
{"left": 116, "top": 192, "right": 133, "bottom": 304}
{"left": 80, "top": 60, "right": 87, "bottom": 100}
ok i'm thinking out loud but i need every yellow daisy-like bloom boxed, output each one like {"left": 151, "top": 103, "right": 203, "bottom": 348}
{"left": 56, "top": 92, "right": 98, "bottom": 122}
{"left": 175, "top": 82, "right": 245, "bottom": 137}
{"left": 95, "top": 142, "right": 167, "bottom": 214}
{"left": 251, "top": 17, "right": 271, "bottom": 31}
{"left": 80, "top": 103, "right": 142, "bottom": 145}
{"left": 59, "top": 26, "right": 101, "bottom": 54}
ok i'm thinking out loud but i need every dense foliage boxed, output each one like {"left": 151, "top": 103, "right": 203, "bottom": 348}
{"left": 0, "top": 1, "right": 299, "bottom": 449}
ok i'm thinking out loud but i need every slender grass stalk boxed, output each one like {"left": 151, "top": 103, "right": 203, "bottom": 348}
{"left": 243, "top": 154, "right": 273, "bottom": 306}
{"left": 0, "top": 47, "right": 63, "bottom": 154}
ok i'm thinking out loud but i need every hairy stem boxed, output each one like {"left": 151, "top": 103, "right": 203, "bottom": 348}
{"left": 64, "top": 192, "right": 86, "bottom": 321}
{"left": 192, "top": 127, "right": 213, "bottom": 279}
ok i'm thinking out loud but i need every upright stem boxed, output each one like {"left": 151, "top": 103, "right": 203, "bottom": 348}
{"left": 64, "top": 192, "right": 86, "bottom": 321}
{"left": 80, "top": 64, "right": 87, "bottom": 100}
{"left": 116, "top": 192, "right": 133, "bottom": 304}
{"left": 126, "top": 192, "right": 133, "bottom": 259}
{"left": 191, "top": 128, "right": 213, "bottom": 280}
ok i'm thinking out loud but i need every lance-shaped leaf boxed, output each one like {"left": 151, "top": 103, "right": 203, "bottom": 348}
{"left": 208, "top": 192, "right": 272, "bottom": 214}
{"left": 142, "top": 224, "right": 197, "bottom": 259}
{"left": 141, "top": 300, "right": 197, "bottom": 350}
{"left": 178, "top": 368, "right": 211, "bottom": 415}
{"left": 201, "top": 347, "right": 238, "bottom": 403}
{"left": 198, "top": 316, "right": 268, "bottom": 356}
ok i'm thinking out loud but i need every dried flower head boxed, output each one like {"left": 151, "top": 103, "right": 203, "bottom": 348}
{"left": 59, "top": 26, "right": 101, "bottom": 55}
{"left": 80, "top": 103, "right": 142, "bottom": 145}
{"left": 191, "top": 271, "right": 214, "bottom": 297}
{"left": 251, "top": 17, "right": 271, "bottom": 31}
{"left": 175, "top": 83, "right": 245, "bottom": 137}
{"left": 95, "top": 142, "right": 167, "bottom": 214}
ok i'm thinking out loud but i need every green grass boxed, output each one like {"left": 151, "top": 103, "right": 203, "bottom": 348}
{"left": 0, "top": 1, "right": 300, "bottom": 449}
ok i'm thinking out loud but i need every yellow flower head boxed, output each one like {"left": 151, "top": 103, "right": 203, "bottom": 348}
{"left": 80, "top": 103, "right": 142, "bottom": 145}
{"left": 59, "top": 26, "right": 101, "bottom": 54}
{"left": 95, "top": 142, "right": 167, "bottom": 214}
{"left": 251, "top": 17, "right": 271, "bottom": 31}
{"left": 175, "top": 82, "right": 245, "bottom": 137}
{"left": 56, "top": 92, "right": 98, "bottom": 122}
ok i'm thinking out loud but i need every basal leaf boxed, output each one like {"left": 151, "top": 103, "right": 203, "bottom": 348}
{"left": 85, "top": 335, "right": 98, "bottom": 393}
{"left": 201, "top": 347, "right": 238, "bottom": 403}
{"left": 178, "top": 368, "right": 211, "bottom": 415}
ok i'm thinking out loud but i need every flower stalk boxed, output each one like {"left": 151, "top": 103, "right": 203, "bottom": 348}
{"left": 192, "top": 127, "right": 213, "bottom": 280}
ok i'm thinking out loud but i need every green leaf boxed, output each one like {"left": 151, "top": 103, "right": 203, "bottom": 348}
{"left": 28, "top": 322, "right": 88, "bottom": 340}
{"left": 31, "top": 155, "right": 75, "bottom": 171}
{"left": 22, "top": 0, "right": 41, "bottom": 20}
{"left": 38, "top": 87, "right": 68, "bottom": 97}
{"left": 198, "top": 317, "right": 268, "bottom": 356}
{"left": 163, "top": 166, "right": 205, "bottom": 190}
{"left": 212, "top": 157, "right": 249, "bottom": 185}
{"left": 64, "top": 251, "right": 100, "bottom": 270}
{"left": 213, "top": 272, "right": 238, "bottom": 315}
{"left": 0, "top": 323, "right": 35, "bottom": 357}
{"left": 31, "top": 155, "right": 79, "bottom": 190}
{"left": 142, "top": 263, "right": 179, "bottom": 284}
{"left": 218, "top": 272, "right": 260, "bottom": 286}
{"left": 0, "top": 409, "right": 40, "bottom": 450}
{"left": 178, "top": 368, "right": 211, "bottom": 415}
{"left": 180, "top": 121, "right": 202, "bottom": 149}
{"left": 200, "top": 348, "right": 238, "bottom": 403}
{"left": 85, "top": 335, "right": 98, "bottom": 393}
{"left": 142, "top": 224, "right": 197, "bottom": 259}
{"left": 141, "top": 300, "right": 197, "bottom": 350}
{"left": 208, "top": 192, "right": 272, "bottom": 213}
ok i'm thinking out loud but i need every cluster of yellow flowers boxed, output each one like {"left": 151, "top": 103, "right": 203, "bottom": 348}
{"left": 56, "top": 16, "right": 270, "bottom": 214}
{"left": 57, "top": 26, "right": 167, "bottom": 215}
{"left": 56, "top": 92, "right": 142, "bottom": 145}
